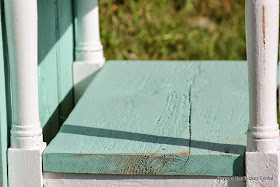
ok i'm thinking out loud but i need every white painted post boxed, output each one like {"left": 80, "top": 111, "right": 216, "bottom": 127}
{"left": 5, "top": 0, "right": 46, "bottom": 186}
{"left": 73, "top": 0, "right": 105, "bottom": 103}
{"left": 245, "top": 0, "right": 280, "bottom": 186}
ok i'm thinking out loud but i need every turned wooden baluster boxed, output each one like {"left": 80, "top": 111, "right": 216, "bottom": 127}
{"left": 73, "top": 0, "right": 105, "bottom": 103}
{"left": 246, "top": 0, "right": 280, "bottom": 186}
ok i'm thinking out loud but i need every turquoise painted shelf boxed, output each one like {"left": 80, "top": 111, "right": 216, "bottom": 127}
{"left": 43, "top": 60, "right": 248, "bottom": 176}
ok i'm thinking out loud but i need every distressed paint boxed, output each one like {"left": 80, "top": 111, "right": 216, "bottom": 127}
{"left": 43, "top": 172, "right": 245, "bottom": 187}
{"left": 43, "top": 61, "right": 248, "bottom": 176}
{"left": 44, "top": 153, "right": 243, "bottom": 176}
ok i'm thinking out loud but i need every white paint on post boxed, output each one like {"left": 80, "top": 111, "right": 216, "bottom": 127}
{"left": 5, "top": 0, "right": 43, "bottom": 150}
{"left": 5, "top": 0, "right": 45, "bottom": 186}
{"left": 245, "top": 0, "right": 280, "bottom": 186}
{"left": 74, "top": 0, "right": 105, "bottom": 63}
{"left": 246, "top": 0, "right": 279, "bottom": 153}
{"left": 73, "top": 0, "right": 105, "bottom": 103}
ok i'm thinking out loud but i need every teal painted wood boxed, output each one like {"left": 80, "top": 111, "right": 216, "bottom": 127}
{"left": 0, "top": 2, "right": 8, "bottom": 186}
{"left": 43, "top": 60, "right": 248, "bottom": 176}
{"left": 56, "top": 0, "right": 74, "bottom": 126}
{"left": 38, "top": 0, "right": 74, "bottom": 143}
{"left": 38, "top": 0, "right": 60, "bottom": 143}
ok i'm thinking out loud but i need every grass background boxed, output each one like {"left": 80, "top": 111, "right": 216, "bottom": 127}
{"left": 99, "top": 0, "right": 246, "bottom": 60}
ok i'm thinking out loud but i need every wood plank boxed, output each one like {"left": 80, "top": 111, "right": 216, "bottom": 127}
{"left": 43, "top": 61, "right": 248, "bottom": 176}
{"left": 38, "top": 0, "right": 74, "bottom": 143}
{"left": 56, "top": 0, "right": 74, "bottom": 126}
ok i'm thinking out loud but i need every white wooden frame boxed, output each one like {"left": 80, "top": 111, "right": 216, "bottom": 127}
{"left": 4, "top": 0, "right": 45, "bottom": 186}
{"left": 43, "top": 172, "right": 245, "bottom": 187}
{"left": 4, "top": 0, "right": 280, "bottom": 186}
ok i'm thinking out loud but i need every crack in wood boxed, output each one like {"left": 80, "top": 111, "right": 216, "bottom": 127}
{"left": 184, "top": 65, "right": 201, "bottom": 165}
{"left": 185, "top": 83, "right": 192, "bottom": 165}
{"left": 262, "top": 5, "right": 266, "bottom": 47}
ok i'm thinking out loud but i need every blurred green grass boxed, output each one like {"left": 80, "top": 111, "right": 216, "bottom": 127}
{"left": 99, "top": 0, "right": 246, "bottom": 60}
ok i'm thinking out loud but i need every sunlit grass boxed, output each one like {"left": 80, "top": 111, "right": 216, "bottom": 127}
{"left": 100, "top": 0, "right": 246, "bottom": 60}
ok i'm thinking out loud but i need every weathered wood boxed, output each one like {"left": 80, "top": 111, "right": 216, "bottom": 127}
{"left": 43, "top": 60, "right": 248, "bottom": 176}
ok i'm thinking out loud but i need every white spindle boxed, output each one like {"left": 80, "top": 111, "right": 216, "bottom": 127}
{"left": 5, "top": 0, "right": 43, "bottom": 150}
{"left": 5, "top": 0, "right": 45, "bottom": 186}
{"left": 245, "top": 0, "right": 280, "bottom": 186}
{"left": 74, "top": 0, "right": 105, "bottom": 63}
{"left": 246, "top": 0, "right": 279, "bottom": 153}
